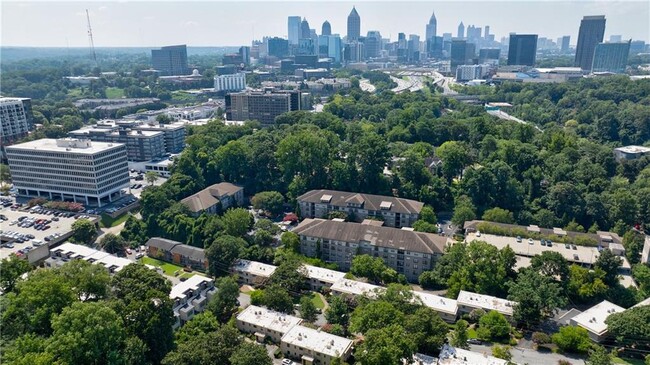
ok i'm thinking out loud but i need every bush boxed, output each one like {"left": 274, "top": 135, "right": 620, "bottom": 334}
{"left": 44, "top": 201, "right": 85, "bottom": 212}
{"left": 469, "top": 309, "right": 486, "bottom": 322}
{"left": 477, "top": 310, "right": 511, "bottom": 342}
{"left": 27, "top": 197, "right": 48, "bottom": 207}
{"left": 532, "top": 332, "right": 551, "bottom": 345}
{"left": 552, "top": 326, "right": 592, "bottom": 354}
{"left": 250, "top": 290, "right": 265, "bottom": 306}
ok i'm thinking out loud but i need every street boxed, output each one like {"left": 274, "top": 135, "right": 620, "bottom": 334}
{"left": 469, "top": 343, "right": 586, "bottom": 365}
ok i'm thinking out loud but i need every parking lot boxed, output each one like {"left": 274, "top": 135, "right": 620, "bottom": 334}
{"left": 126, "top": 170, "right": 167, "bottom": 199}
{"left": 0, "top": 206, "right": 97, "bottom": 260}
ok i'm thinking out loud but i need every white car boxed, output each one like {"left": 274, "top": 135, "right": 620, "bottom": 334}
{"left": 282, "top": 360, "right": 295, "bottom": 365}
{"left": 476, "top": 231, "right": 481, "bottom": 237}
{"left": 528, "top": 238, "right": 534, "bottom": 244}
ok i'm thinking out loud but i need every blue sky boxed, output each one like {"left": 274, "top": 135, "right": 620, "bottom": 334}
{"left": 2, "top": 0, "right": 648, "bottom": 47}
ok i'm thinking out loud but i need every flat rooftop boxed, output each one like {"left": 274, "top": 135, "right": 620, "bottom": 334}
{"left": 50, "top": 242, "right": 132, "bottom": 272}
{"left": 457, "top": 290, "right": 516, "bottom": 316}
{"left": 302, "top": 264, "right": 346, "bottom": 284}
{"left": 571, "top": 300, "right": 624, "bottom": 336}
{"left": 170, "top": 275, "right": 213, "bottom": 300}
{"left": 237, "top": 305, "right": 302, "bottom": 333}
{"left": 232, "top": 259, "right": 277, "bottom": 278}
{"left": 6, "top": 138, "right": 124, "bottom": 155}
{"left": 330, "top": 278, "right": 384, "bottom": 298}
{"left": 412, "top": 290, "right": 459, "bottom": 316}
{"left": 281, "top": 325, "right": 353, "bottom": 358}
{"left": 614, "top": 145, "right": 650, "bottom": 154}
{"left": 438, "top": 344, "right": 508, "bottom": 365}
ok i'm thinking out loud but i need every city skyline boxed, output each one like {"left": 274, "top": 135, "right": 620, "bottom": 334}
{"left": 2, "top": 1, "right": 649, "bottom": 47}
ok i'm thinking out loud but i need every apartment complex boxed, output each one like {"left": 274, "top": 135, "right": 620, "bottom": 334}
{"left": 45, "top": 242, "right": 132, "bottom": 274}
{"left": 456, "top": 290, "right": 516, "bottom": 317}
{"left": 180, "top": 182, "right": 244, "bottom": 216}
{"left": 151, "top": 45, "right": 189, "bottom": 76}
{"left": 214, "top": 72, "right": 247, "bottom": 93}
{"left": 6, "top": 138, "right": 129, "bottom": 206}
{"left": 170, "top": 275, "right": 216, "bottom": 329}
{"left": 69, "top": 127, "right": 165, "bottom": 162}
{"left": 145, "top": 237, "right": 208, "bottom": 271}
{"left": 225, "top": 90, "right": 309, "bottom": 125}
{"left": 136, "top": 122, "right": 186, "bottom": 154}
{"left": 281, "top": 325, "right": 354, "bottom": 365}
{"left": 231, "top": 259, "right": 277, "bottom": 286}
{"left": 0, "top": 97, "right": 32, "bottom": 144}
{"left": 297, "top": 190, "right": 424, "bottom": 228}
{"left": 303, "top": 264, "right": 346, "bottom": 291}
{"left": 569, "top": 300, "right": 625, "bottom": 342}
{"left": 294, "top": 218, "right": 447, "bottom": 282}
{"left": 236, "top": 305, "right": 303, "bottom": 343}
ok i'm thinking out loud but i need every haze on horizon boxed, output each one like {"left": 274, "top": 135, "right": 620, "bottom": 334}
{"left": 2, "top": 0, "right": 649, "bottom": 48}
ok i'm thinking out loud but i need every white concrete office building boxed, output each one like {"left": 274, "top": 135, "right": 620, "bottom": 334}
{"left": 214, "top": 73, "right": 247, "bottom": 92}
{"left": 1, "top": 97, "right": 31, "bottom": 144}
{"left": 6, "top": 138, "right": 130, "bottom": 206}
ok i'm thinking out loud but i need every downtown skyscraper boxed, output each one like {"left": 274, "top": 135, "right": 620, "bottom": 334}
{"left": 347, "top": 7, "right": 360, "bottom": 41}
{"left": 288, "top": 16, "right": 301, "bottom": 45}
{"left": 507, "top": 34, "right": 538, "bottom": 66}
{"left": 575, "top": 15, "right": 606, "bottom": 71}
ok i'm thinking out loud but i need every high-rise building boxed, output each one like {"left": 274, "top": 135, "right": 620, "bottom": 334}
{"left": 6, "top": 138, "right": 130, "bottom": 206}
{"left": 300, "top": 18, "right": 311, "bottom": 39}
{"left": 630, "top": 40, "right": 647, "bottom": 55}
{"left": 575, "top": 15, "right": 606, "bottom": 70}
{"left": 347, "top": 7, "right": 361, "bottom": 41}
{"left": 560, "top": 35, "right": 571, "bottom": 52}
{"left": 479, "top": 48, "right": 501, "bottom": 64}
{"left": 425, "top": 11, "right": 437, "bottom": 43}
{"left": 322, "top": 21, "right": 332, "bottom": 36}
{"left": 225, "top": 90, "right": 307, "bottom": 125}
{"left": 592, "top": 41, "right": 630, "bottom": 73}
{"left": 425, "top": 11, "right": 437, "bottom": 58}
{"left": 68, "top": 126, "right": 165, "bottom": 162}
{"left": 1, "top": 97, "right": 32, "bottom": 145}
{"left": 267, "top": 37, "right": 290, "bottom": 57}
{"left": 609, "top": 35, "right": 622, "bottom": 43}
{"left": 288, "top": 16, "right": 301, "bottom": 45}
{"left": 328, "top": 35, "right": 343, "bottom": 63}
{"left": 408, "top": 34, "right": 420, "bottom": 62}
{"left": 451, "top": 40, "right": 471, "bottom": 70}
{"left": 365, "top": 31, "right": 382, "bottom": 59}
{"left": 151, "top": 45, "right": 188, "bottom": 76}
{"left": 507, "top": 34, "right": 538, "bottom": 66}
{"left": 456, "top": 64, "right": 490, "bottom": 81}
{"left": 457, "top": 22, "right": 465, "bottom": 39}
{"left": 214, "top": 73, "right": 248, "bottom": 93}
{"left": 239, "top": 46, "right": 250, "bottom": 65}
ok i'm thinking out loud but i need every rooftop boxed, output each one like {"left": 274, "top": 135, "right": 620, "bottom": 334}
{"left": 303, "top": 264, "right": 346, "bottom": 284}
{"left": 180, "top": 182, "right": 243, "bottom": 213}
{"left": 237, "top": 305, "right": 302, "bottom": 334}
{"left": 298, "top": 189, "right": 424, "bottom": 215}
{"left": 170, "top": 275, "right": 214, "bottom": 300}
{"left": 438, "top": 344, "right": 508, "bottom": 365}
{"left": 232, "top": 259, "right": 277, "bottom": 278}
{"left": 50, "top": 242, "right": 132, "bottom": 273}
{"left": 614, "top": 145, "right": 650, "bottom": 154}
{"left": 294, "top": 219, "right": 447, "bottom": 255}
{"left": 412, "top": 290, "right": 459, "bottom": 315}
{"left": 281, "top": 325, "right": 354, "bottom": 358}
{"left": 571, "top": 300, "right": 625, "bottom": 335}
{"left": 330, "top": 278, "right": 383, "bottom": 298}
{"left": 6, "top": 138, "right": 125, "bottom": 155}
{"left": 457, "top": 290, "right": 516, "bottom": 316}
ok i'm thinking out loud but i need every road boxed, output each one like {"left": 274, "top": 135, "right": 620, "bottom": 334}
{"left": 359, "top": 79, "right": 376, "bottom": 93}
{"left": 486, "top": 109, "right": 543, "bottom": 132}
{"left": 469, "top": 344, "right": 586, "bottom": 365}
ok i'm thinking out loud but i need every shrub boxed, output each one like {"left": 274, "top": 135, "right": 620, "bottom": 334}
{"left": 552, "top": 326, "right": 592, "bottom": 354}
{"left": 532, "top": 331, "right": 551, "bottom": 345}
{"left": 469, "top": 309, "right": 487, "bottom": 322}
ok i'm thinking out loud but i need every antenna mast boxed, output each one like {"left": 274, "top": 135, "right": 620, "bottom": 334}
{"left": 86, "top": 9, "right": 98, "bottom": 66}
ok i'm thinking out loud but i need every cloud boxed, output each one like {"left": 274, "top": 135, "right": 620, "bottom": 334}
{"left": 183, "top": 20, "right": 199, "bottom": 27}
{"left": 98, "top": 6, "right": 108, "bottom": 12}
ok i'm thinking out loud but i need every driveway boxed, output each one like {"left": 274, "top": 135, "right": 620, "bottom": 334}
{"left": 469, "top": 344, "right": 586, "bottom": 365}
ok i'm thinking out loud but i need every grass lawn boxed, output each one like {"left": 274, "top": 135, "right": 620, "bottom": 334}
{"left": 105, "top": 87, "right": 125, "bottom": 99}
{"left": 99, "top": 213, "right": 130, "bottom": 228}
{"left": 140, "top": 256, "right": 184, "bottom": 276}
{"left": 311, "top": 293, "right": 325, "bottom": 309}
{"left": 613, "top": 357, "right": 646, "bottom": 365}
{"left": 467, "top": 328, "right": 479, "bottom": 339}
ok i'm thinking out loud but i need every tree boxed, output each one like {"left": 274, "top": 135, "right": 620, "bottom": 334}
{"left": 47, "top": 301, "right": 126, "bottom": 365}
{"left": 206, "top": 235, "right": 245, "bottom": 277}
{"left": 269, "top": 259, "right": 307, "bottom": 294}
{"left": 350, "top": 255, "right": 388, "bottom": 284}
{"left": 436, "top": 141, "right": 470, "bottom": 181}
{"left": 568, "top": 265, "right": 609, "bottom": 304}
{"left": 420, "top": 206, "right": 437, "bottom": 224}
{"left": 355, "top": 324, "right": 416, "bottom": 365}
{"left": 229, "top": 343, "right": 273, "bottom": 365}
{"left": 622, "top": 230, "right": 645, "bottom": 264}
{"left": 452, "top": 196, "right": 477, "bottom": 227}
{"left": 281, "top": 231, "right": 300, "bottom": 253}
{"left": 552, "top": 326, "right": 592, "bottom": 354}
{"left": 0, "top": 255, "right": 32, "bottom": 293}
{"left": 71, "top": 218, "right": 97, "bottom": 244}
{"left": 450, "top": 319, "right": 470, "bottom": 349}
{"left": 605, "top": 305, "right": 650, "bottom": 352}
{"left": 350, "top": 301, "right": 404, "bottom": 334}
{"left": 99, "top": 233, "right": 127, "bottom": 254}
{"left": 251, "top": 191, "right": 285, "bottom": 216}
{"left": 57, "top": 259, "right": 110, "bottom": 301}
{"left": 145, "top": 171, "right": 159, "bottom": 186}
{"left": 492, "top": 345, "right": 513, "bottom": 361}
{"left": 221, "top": 208, "right": 254, "bottom": 237}
{"left": 208, "top": 276, "right": 241, "bottom": 323}
{"left": 121, "top": 215, "right": 149, "bottom": 245}
{"left": 162, "top": 322, "right": 242, "bottom": 365}
{"left": 404, "top": 307, "right": 449, "bottom": 354}
{"left": 299, "top": 295, "right": 318, "bottom": 322}
{"left": 482, "top": 208, "right": 515, "bottom": 224}
{"left": 325, "top": 295, "right": 349, "bottom": 326}
{"left": 0, "top": 163, "right": 11, "bottom": 182}
{"left": 530, "top": 251, "right": 570, "bottom": 284}
{"left": 594, "top": 249, "right": 622, "bottom": 286}
{"left": 585, "top": 346, "right": 612, "bottom": 365}
{"left": 263, "top": 285, "right": 294, "bottom": 314}
{"left": 508, "top": 268, "right": 567, "bottom": 326}
{"left": 477, "top": 310, "right": 511, "bottom": 341}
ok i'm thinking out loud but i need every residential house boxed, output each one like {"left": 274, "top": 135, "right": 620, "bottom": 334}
{"left": 145, "top": 237, "right": 208, "bottom": 271}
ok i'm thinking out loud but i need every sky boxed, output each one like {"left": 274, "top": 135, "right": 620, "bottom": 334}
{"left": 2, "top": 0, "right": 649, "bottom": 47}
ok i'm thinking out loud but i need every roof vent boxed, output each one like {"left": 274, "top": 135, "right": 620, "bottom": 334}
{"left": 320, "top": 194, "right": 332, "bottom": 203}
{"left": 380, "top": 201, "right": 392, "bottom": 210}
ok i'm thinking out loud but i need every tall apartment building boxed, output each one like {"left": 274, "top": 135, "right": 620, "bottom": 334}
{"left": 592, "top": 41, "right": 631, "bottom": 73}
{"left": 1, "top": 97, "right": 33, "bottom": 144}
{"left": 151, "top": 45, "right": 189, "bottom": 76}
{"left": 294, "top": 218, "right": 447, "bottom": 282}
{"left": 136, "top": 122, "right": 186, "bottom": 154}
{"left": 6, "top": 138, "right": 130, "bottom": 206}
{"left": 456, "top": 64, "right": 490, "bottom": 81}
{"left": 297, "top": 189, "right": 423, "bottom": 228}
{"left": 214, "top": 73, "right": 247, "bottom": 93}
{"left": 69, "top": 127, "right": 165, "bottom": 162}
{"left": 225, "top": 90, "right": 307, "bottom": 125}
{"left": 575, "top": 15, "right": 606, "bottom": 71}
{"left": 507, "top": 34, "right": 538, "bottom": 66}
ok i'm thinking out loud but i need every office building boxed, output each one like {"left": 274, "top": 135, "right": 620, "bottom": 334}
{"left": 630, "top": 40, "right": 646, "bottom": 55}
{"left": 170, "top": 275, "right": 216, "bottom": 329}
{"left": 268, "top": 37, "right": 290, "bottom": 58}
{"left": 68, "top": 127, "right": 165, "bottom": 162}
{"left": 225, "top": 90, "right": 306, "bottom": 125}
{"left": 288, "top": 16, "right": 301, "bottom": 45}
{"left": 570, "top": 300, "right": 625, "bottom": 342}
{"left": 321, "top": 20, "right": 331, "bottom": 36}
{"left": 281, "top": 325, "right": 354, "bottom": 365}
{"left": 425, "top": 11, "right": 437, "bottom": 42}
{"left": 408, "top": 34, "right": 421, "bottom": 62}
{"left": 239, "top": 46, "right": 250, "bottom": 65}
{"left": 609, "top": 35, "right": 622, "bottom": 43}
{"left": 236, "top": 305, "right": 303, "bottom": 343}
{"left": 365, "top": 31, "right": 382, "bottom": 58}
{"left": 451, "top": 40, "right": 474, "bottom": 70}
{"left": 1, "top": 97, "right": 32, "bottom": 144}
{"left": 297, "top": 189, "right": 424, "bottom": 228}
{"left": 479, "top": 48, "right": 501, "bottom": 64}
{"left": 508, "top": 34, "right": 538, "bottom": 66}
{"left": 300, "top": 18, "right": 311, "bottom": 39}
{"left": 592, "top": 41, "right": 630, "bottom": 73}
{"left": 457, "top": 290, "right": 516, "bottom": 317}
{"left": 575, "top": 15, "right": 606, "bottom": 70}
{"left": 6, "top": 138, "right": 129, "bottom": 206}
{"left": 136, "top": 122, "right": 186, "bottom": 154}
{"left": 146, "top": 237, "right": 208, "bottom": 271}
{"left": 214, "top": 72, "right": 247, "bottom": 92}
{"left": 456, "top": 64, "right": 490, "bottom": 81}
{"left": 294, "top": 218, "right": 446, "bottom": 281}
{"left": 457, "top": 21, "right": 465, "bottom": 39}
{"left": 613, "top": 145, "right": 650, "bottom": 161}
{"left": 560, "top": 35, "right": 571, "bottom": 52}
{"left": 151, "top": 45, "right": 188, "bottom": 76}
{"left": 297, "top": 38, "right": 316, "bottom": 55}
{"left": 347, "top": 6, "right": 360, "bottom": 41}
{"left": 180, "top": 182, "right": 244, "bottom": 216}
{"left": 327, "top": 35, "right": 343, "bottom": 63}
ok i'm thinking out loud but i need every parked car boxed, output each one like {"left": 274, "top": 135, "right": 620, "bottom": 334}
{"left": 516, "top": 236, "right": 522, "bottom": 243}
{"left": 528, "top": 238, "right": 534, "bottom": 244}
{"left": 467, "top": 339, "right": 482, "bottom": 345}
{"left": 135, "top": 253, "right": 144, "bottom": 259}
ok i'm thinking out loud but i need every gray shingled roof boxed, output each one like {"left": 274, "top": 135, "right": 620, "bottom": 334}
{"left": 180, "top": 182, "right": 243, "bottom": 213}
{"left": 297, "top": 190, "right": 424, "bottom": 215}
{"left": 293, "top": 218, "right": 446, "bottom": 254}
{"left": 146, "top": 237, "right": 182, "bottom": 251}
